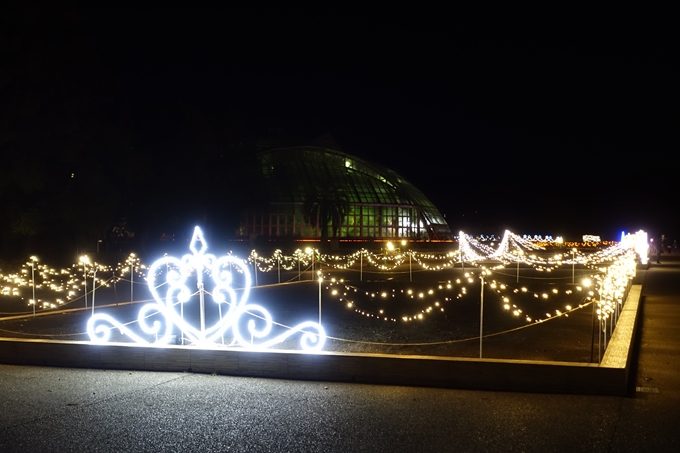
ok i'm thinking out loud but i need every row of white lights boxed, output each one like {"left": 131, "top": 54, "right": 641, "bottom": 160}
{"left": 1, "top": 231, "right": 646, "bottom": 319}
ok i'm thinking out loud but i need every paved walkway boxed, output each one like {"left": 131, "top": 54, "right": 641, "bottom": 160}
{"left": 0, "top": 261, "right": 678, "bottom": 452}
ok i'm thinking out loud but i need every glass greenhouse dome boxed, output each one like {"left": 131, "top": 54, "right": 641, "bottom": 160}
{"left": 239, "top": 142, "right": 452, "bottom": 242}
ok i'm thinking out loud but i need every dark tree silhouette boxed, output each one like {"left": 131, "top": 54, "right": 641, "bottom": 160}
{"left": 302, "top": 182, "right": 349, "bottom": 250}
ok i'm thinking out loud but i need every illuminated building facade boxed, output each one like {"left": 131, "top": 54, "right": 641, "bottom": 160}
{"left": 239, "top": 141, "right": 452, "bottom": 241}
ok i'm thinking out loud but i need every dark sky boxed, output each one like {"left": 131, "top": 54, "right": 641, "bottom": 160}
{"left": 3, "top": 4, "right": 678, "bottom": 241}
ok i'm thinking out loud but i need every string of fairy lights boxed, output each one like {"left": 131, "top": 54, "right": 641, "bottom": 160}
{"left": 0, "top": 230, "right": 646, "bottom": 349}
{"left": 324, "top": 268, "right": 594, "bottom": 326}
{"left": 0, "top": 254, "right": 147, "bottom": 314}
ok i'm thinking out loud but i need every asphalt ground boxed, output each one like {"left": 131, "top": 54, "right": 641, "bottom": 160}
{"left": 0, "top": 258, "right": 679, "bottom": 452}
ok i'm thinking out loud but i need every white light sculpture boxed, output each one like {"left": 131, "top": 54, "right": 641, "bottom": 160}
{"left": 488, "top": 230, "right": 510, "bottom": 259}
{"left": 622, "top": 230, "right": 648, "bottom": 265}
{"left": 458, "top": 232, "right": 486, "bottom": 262}
{"left": 88, "top": 226, "right": 326, "bottom": 351}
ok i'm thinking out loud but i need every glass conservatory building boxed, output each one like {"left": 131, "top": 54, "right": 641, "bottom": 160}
{"left": 239, "top": 143, "right": 452, "bottom": 241}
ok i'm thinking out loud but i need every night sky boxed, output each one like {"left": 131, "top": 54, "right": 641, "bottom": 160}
{"left": 2, "top": 4, "right": 677, "bottom": 253}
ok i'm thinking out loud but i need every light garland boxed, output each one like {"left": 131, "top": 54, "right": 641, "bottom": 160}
{"left": 1, "top": 230, "right": 647, "bottom": 330}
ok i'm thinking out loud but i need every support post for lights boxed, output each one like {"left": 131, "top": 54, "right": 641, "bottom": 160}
{"left": 218, "top": 297, "right": 224, "bottom": 345}
{"left": 584, "top": 278, "right": 597, "bottom": 363}
{"left": 360, "top": 250, "right": 363, "bottom": 282}
{"left": 306, "top": 247, "right": 314, "bottom": 280}
{"left": 572, "top": 248, "right": 576, "bottom": 284}
{"left": 598, "top": 302, "right": 602, "bottom": 363}
{"left": 591, "top": 296, "right": 596, "bottom": 363}
{"left": 252, "top": 252, "right": 258, "bottom": 287}
{"left": 198, "top": 281, "right": 206, "bottom": 333}
{"left": 604, "top": 312, "right": 608, "bottom": 352}
{"left": 130, "top": 261, "right": 134, "bottom": 303}
{"left": 113, "top": 269, "right": 118, "bottom": 305}
{"left": 277, "top": 252, "right": 281, "bottom": 284}
{"left": 180, "top": 291, "right": 185, "bottom": 345}
{"left": 305, "top": 247, "right": 314, "bottom": 280}
{"left": 479, "top": 271, "right": 485, "bottom": 359}
{"left": 615, "top": 296, "right": 620, "bottom": 327}
{"left": 84, "top": 264, "right": 87, "bottom": 308}
{"left": 80, "top": 256, "right": 89, "bottom": 309}
{"left": 30, "top": 257, "right": 37, "bottom": 317}
{"left": 401, "top": 240, "right": 411, "bottom": 282}
{"left": 91, "top": 266, "right": 97, "bottom": 315}
{"left": 516, "top": 249, "right": 523, "bottom": 283}
{"left": 318, "top": 272, "right": 322, "bottom": 325}
{"left": 459, "top": 237, "right": 462, "bottom": 267}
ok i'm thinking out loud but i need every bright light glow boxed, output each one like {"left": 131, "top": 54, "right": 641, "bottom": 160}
{"left": 88, "top": 226, "right": 326, "bottom": 351}
{"left": 620, "top": 229, "right": 649, "bottom": 265}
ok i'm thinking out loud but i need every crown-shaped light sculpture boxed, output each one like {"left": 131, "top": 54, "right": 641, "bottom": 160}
{"left": 88, "top": 226, "right": 326, "bottom": 351}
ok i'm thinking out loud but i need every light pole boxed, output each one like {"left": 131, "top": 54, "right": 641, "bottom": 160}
{"left": 583, "top": 278, "right": 596, "bottom": 362}
{"left": 217, "top": 292, "right": 224, "bottom": 345}
{"left": 298, "top": 250, "right": 302, "bottom": 281}
{"left": 198, "top": 273, "right": 206, "bottom": 335}
{"left": 516, "top": 250, "right": 523, "bottom": 283}
{"left": 80, "top": 255, "right": 89, "bottom": 308}
{"left": 276, "top": 250, "right": 281, "bottom": 284}
{"left": 306, "top": 247, "right": 314, "bottom": 280}
{"left": 479, "top": 270, "right": 487, "bottom": 359}
{"left": 585, "top": 277, "right": 603, "bottom": 363}
{"left": 112, "top": 269, "right": 118, "bottom": 305}
{"left": 127, "top": 253, "right": 136, "bottom": 303}
{"left": 30, "top": 256, "right": 38, "bottom": 317}
{"left": 572, "top": 248, "right": 577, "bottom": 284}
{"left": 409, "top": 251, "right": 413, "bottom": 282}
{"left": 603, "top": 307, "right": 608, "bottom": 352}
{"left": 180, "top": 261, "right": 186, "bottom": 345}
{"left": 318, "top": 271, "right": 323, "bottom": 325}
{"left": 252, "top": 251, "right": 258, "bottom": 287}
{"left": 91, "top": 264, "right": 98, "bottom": 315}
{"left": 360, "top": 249, "right": 364, "bottom": 282}
{"left": 402, "top": 240, "right": 411, "bottom": 282}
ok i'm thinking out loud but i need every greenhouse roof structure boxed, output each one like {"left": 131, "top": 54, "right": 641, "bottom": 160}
{"left": 239, "top": 138, "right": 452, "bottom": 241}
